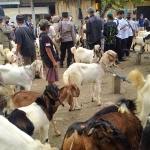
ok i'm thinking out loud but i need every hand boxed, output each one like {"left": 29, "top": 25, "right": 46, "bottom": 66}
{"left": 14, "top": 51, "right": 18, "bottom": 55}
{"left": 53, "top": 62, "right": 57, "bottom": 69}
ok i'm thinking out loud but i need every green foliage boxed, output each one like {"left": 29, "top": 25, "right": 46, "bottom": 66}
{"left": 101, "top": 0, "right": 145, "bottom": 7}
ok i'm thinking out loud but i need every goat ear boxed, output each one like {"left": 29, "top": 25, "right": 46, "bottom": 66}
{"left": 88, "top": 128, "right": 94, "bottom": 135}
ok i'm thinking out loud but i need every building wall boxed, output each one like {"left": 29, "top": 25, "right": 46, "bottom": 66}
{"left": 55, "top": 0, "right": 95, "bottom": 25}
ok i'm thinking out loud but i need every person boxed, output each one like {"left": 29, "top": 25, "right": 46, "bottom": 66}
{"left": 138, "top": 14, "right": 144, "bottom": 31}
{"left": 44, "top": 14, "right": 56, "bottom": 40}
{"left": 58, "top": 12, "right": 76, "bottom": 68}
{"left": 120, "top": 10, "right": 129, "bottom": 60}
{"left": 82, "top": 16, "right": 89, "bottom": 48}
{"left": 126, "top": 13, "right": 136, "bottom": 57}
{"left": 52, "top": 15, "right": 61, "bottom": 52}
{"left": 113, "top": 10, "right": 128, "bottom": 62}
{"left": 0, "top": 7, "right": 14, "bottom": 49}
{"left": 103, "top": 14, "right": 118, "bottom": 52}
{"left": 132, "top": 18, "right": 139, "bottom": 36}
{"left": 83, "top": 7, "right": 102, "bottom": 50}
{"left": 39, "top": 19, "right": 59, "bottom": 86}
{"left": 144, "top": 18, "right": 150, "bottom": 31}
{"left": 14, "top": 15, "right": 36, "bottom": 65}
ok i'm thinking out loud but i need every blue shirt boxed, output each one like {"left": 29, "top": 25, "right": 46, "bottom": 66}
{"left": 139, "top": 18, "right": 144, "bottom": 27}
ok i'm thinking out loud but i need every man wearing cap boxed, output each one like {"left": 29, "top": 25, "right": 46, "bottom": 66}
{"left": 83, "top": 7, "right": 102, "bottom": 50}
{"left": 126, "top": 13, "right": 136, "bottom": 57}
{"left": 58, "top": 12, "right": 76, "bottom": 68}
{"left": 0, "top": 6, "right": 14, "bottom": 49}
{"left": 39, "top": 19, "right": 59, "bottom": 87}
{"left": 14, "top": 14, "right": 36, "bottom": 65}
{"left": 103, "top": 14, "right": 118, "bottom": 52}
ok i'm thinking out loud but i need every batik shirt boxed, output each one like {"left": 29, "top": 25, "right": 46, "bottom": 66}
{"left": 103, "top": 22, "right": 118, "bottom": 44}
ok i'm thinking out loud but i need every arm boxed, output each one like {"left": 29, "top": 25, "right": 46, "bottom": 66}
{"left": 14, "top": 44, "right": 21, "bottom": 55}
{"left": 71, "top": 23, "right": 76, "bottom": 45}
{"left": 103, "top": 24, "right": 107, "bottom": 36}
{"left": 45, "top": 47, "right": 57, "bottom": 68}
{"left": 50, "top": 26, "right": 56, "bottom": 38}
{"left": 83, "top": 21, "right": 90, "bottom": 34}
{"left": 0, "top": 25, "right": 12, "bottom": 34}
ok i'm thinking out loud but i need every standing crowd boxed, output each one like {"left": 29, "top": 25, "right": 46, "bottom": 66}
{"left": 0, "top": 6, "right": 149, "bottom": 86}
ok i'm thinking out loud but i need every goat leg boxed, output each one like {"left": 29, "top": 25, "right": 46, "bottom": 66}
{"left": 51, "top": 117, "right": 61, "bottom": 136}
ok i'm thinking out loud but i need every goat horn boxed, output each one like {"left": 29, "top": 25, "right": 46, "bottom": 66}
{"left": 88, "top": 128, "right": 94, "bottom": 135}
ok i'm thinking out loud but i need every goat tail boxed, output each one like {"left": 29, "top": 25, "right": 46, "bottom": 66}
{"left": 71, "top": 47, "right": 77, "bottom": 54}
{"left": 127, "top": 69, "right": 145, "bottom": 90}
{"left": 117, "top": 98, "right": 136, "bottom": 114}
{"left": 63, "top": 70, "right": 70, "bottom": 85}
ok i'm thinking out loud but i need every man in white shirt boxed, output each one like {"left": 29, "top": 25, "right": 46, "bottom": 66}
{"left": 120, "top": 11, "right": 129, "bottom": 60}
{"left": 114, "top": 10, "right": 128, "bottom": 62}
{"left": 126, "top": 13, "right": 136, "bottom": 57}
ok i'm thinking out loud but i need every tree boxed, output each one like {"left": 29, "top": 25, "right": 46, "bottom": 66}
{"left": 99, "top": 0, "right": 146, "bottom": 17}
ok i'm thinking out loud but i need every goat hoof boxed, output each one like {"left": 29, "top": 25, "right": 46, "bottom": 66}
{"left": 91, "top": 97, "right": 96, "bottom": 102}
{"left": 97, "top": 101, "right": 101, "bottom": 106}
{"left": 75, "top": 106, "right": 81, "bottom": 110}
{"left": 55, "top": 131, "right": 61, "bottom": 136}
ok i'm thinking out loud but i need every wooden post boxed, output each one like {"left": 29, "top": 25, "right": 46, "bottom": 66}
{"left": 112, "top": 74, "right": 121, "bottom": 94}
{"left": 135, "top": 53, "right": 141, "bottom": 65}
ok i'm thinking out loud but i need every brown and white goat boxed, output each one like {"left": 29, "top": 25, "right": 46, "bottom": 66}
{"left": 11, "top": 84, "right": 80, "bottom": 111}
{"left": 8, "top": 84, "right": 62, "bottom": 143}
{"left": 61, "top": 99, "right": 142, "bottom": 150}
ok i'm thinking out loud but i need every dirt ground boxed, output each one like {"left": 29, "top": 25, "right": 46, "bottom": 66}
{"left": 31, "top": 52, "right": 150, "bottom": 149}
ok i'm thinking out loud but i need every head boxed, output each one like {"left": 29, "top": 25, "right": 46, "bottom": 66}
{"left": 44, "top": 14, "right": 51, "bottom": 22}
{"left": 67, "top": 84, "right": 80, "bottom": 97}
{"left": 68, "top": 14, "right": 73, "bottom": 22}
{"left": 5, "top": 15, "right": 10, "bottom": 24}
{"left": 93, "top": 44, "right": 102, "bottom": 58}
{"left": 140, "top": 14, "right": 143, "bottom": 18}
{"left": 33, "top": 60, "right": 43, "bottom": 78}
{"left": 39, "top": 19, "right": 51, "bottom": 34}
{"left": 0, "top": 6, "right": 5, "bottom": 21}
{"left": 126, "top": 13, "right": 131, "bottom": 20}
{"left": 16, "top": 15, "right": 24, "bottom": 25}
{"left": 52, "top": 15, "right": 60, "bottom": 23}
{"left": 107, "top": 14, "right": 114, "bottom": 22}
{"left": 117, "top": 10, "right": 124, "bottom": 19}
{"left": 62, "top": 12, "right": 69, "bottom": 20}
{"left": 86, "top": 7, "right": 95, "bottom": 18}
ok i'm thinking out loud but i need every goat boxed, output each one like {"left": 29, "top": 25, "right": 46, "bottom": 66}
{"left": 140, "top": 116, "right": 150, "bottom": 150}
{"left": 11, "top": 84, "right": 80, "bottom": 111}
{"left": 61, "top": 98, "right": 142, "bottom": 150}
{"left": 71, "top": 44, "right": 102, "bottom": 63}
{"left": 132, "top": 32, "right": 150, "bottom": 51}
{"left": 0, "top": 60, "right": 44, "bottom": 90}
{"left": 0, "top": 116, "right": 58, "bottom": 150}
{"left": 127, "top": 69, "right": 150, "bottom": 128}
{"left": 7, "top": 84, "right": 71, "bottom": 143}
{"left": 63, "top": 50, "right": 118, "bottom": 110}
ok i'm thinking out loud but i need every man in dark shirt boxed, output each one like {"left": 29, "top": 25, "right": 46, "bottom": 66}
{"left": 83, "top": 7, "right": 102, "bottom": 50}
{"left": 14, "top": 15, "right": 36, "bottom": 65}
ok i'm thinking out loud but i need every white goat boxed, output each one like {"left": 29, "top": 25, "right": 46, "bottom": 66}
{"left": 71, "top": 44, "right": 102, "bottom": 63}
{"left": 63, "top": 50, "right": 118, "bottom": 110}
{"left": 128, "top": 69, "right": 150, "bottom": 128}
{"left": 0, "top": 60, "right": 44, "bottom": 90}
{"left": 0, "top": 116, "right": 58, "bottom": 150}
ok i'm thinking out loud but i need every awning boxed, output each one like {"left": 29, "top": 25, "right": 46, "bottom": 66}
{"left": 19, "top": 7, "right": 49, "bottom": 15}
{"left": 0, "top": 0, "right": 20, "bottom": 5}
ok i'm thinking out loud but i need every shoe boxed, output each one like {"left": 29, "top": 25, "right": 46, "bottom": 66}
{"left": 119, "top": 59, "right": 126, "bottom": 62}
{"left": 59, "top": 62, "right": 63, "bottom": 68}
